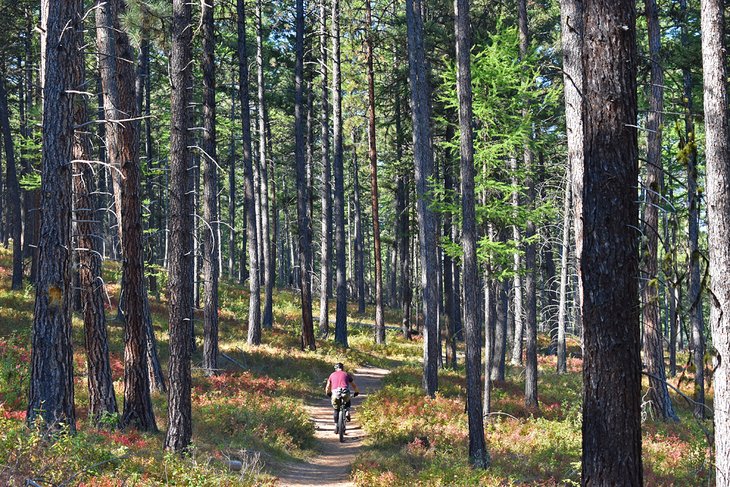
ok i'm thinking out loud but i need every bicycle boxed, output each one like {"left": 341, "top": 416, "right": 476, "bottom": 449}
{"left": 331, "top": 387, "right": 358, "bottom": 442}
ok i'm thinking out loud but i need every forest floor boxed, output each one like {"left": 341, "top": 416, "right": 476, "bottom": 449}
{"left": 274, "top": 366, "right": 389, "bottom": 486}
{"left": 0, "top": 248, "right": 718, "bottom": 486}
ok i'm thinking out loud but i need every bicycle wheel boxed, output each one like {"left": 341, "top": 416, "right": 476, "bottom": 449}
{"left": 338, "top": 408, "right": 346, "bottom": 442}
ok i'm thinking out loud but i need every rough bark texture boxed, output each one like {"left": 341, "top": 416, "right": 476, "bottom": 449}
{"left": 579, "top": 0, "right": 642, "bottom": 483}
{"left": 0, "top": 80, "right": 22, "bottom": 290}
{"left": 700, "top": 0, "right": 730, "bottom": 482}
{"left": 27, "top": 0, "right": 79, "bottom": 432}
{"left": 642, "top": 0, "right": 677, "bottom": 422}
{"left": 365, "top": 0, "right": 385, "bottom": 344}
{"left": 237, "top": 0, "right": 262, "bottom": 346}
{"left": 454, "top": 0, "right": 489, "bottom": 465}
{"left": 202, "top": 0, "right": 220, "bottom": 375}
{"left": 405, "top": 0, "right": 438, "bottom": 397}
{"left": 296, "top": 0, "right": 316, "bottom": 351}
{"left": 165, "top": 0, "right": 194, "bottom": 452}
{"left": 332, "top": 0, "right": 348, "bottom": 348}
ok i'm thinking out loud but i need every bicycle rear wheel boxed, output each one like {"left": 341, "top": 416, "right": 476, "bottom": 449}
{"left": 338, "top": 409, "right": 346, "bottom": 442}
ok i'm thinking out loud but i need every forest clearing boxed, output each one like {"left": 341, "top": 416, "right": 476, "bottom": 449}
{"left": 0, "top": 0, "right": 728, "bottom": 485}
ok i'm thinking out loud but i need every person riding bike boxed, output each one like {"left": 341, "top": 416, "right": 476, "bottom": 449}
{"left": 325, "top": 362, "right": 360, "bottom": 428}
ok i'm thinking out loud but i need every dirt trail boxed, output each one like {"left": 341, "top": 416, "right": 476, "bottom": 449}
{"left": 275, "top": 366, "right": 389, "bottom": 487}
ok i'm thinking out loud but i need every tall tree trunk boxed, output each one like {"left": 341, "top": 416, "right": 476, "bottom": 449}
{"left": 642, "top": 0, "right": 678, "bottom": 422}
{"left": 257, "top": 0, "right": 273, "bottom": 330}
{"left": 332, "top": 0, "right": 348, "bottom": 348}
{"left": 296, "top": 0, "right": 316, "bottom": 351}
{"left": 352, "top": 134, "right": 366, "bottom": 314}
{"left": 0, "top": 80, "right": 22, "bottom": 290}
{"left": 579, "top": 0, "right": 642, "bottom": 482}
{"left": 491, "top": 277, "right": 507, "bottom": 381}
{"left": 395, "top": 88, "right": 412, "bottom": 339}
{"left": 519, "top": 0, "right": 538, "bottom": 412}
{"left": 72, "top": 52, "right": 119, "bottom": 425}
{"left": 556, "top": 163, "right": 572, "bottom": 374}
{"left": 317, "top": 0, "right": 332, "bottom": 336}
{"left": 165, "top": 0, "right": 194, "bottom": 453}
{"left": 454, "top": 0, "right": 488, "bottom": 465}
{"left": 228, "top": 70, "right": 237, "bottom": 279}
{"left": 202, "top": 0, "right": 220, "bottom": 376}
{"left": 27, "top": 0, "right": 80, "bottom": 432}
{"left": 509, "top": 157, "right": 524, "bottom": 366}
{"left": 443, "top": 140, "right": 457, "bottom": 367}
{"left": 700, "top": 0, "right": 730, "bottom": 481}
{"left": 238, "top": 0, "right": 262, "bottom": 346}
{"left": 405, "top": 0, "right": 438, "bottom": 397}
{"left": 365, "top": 0, "right": 385, "bottom": 344}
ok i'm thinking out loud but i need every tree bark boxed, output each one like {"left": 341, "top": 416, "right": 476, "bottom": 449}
{"left": 579, "top": 0, "right": 642, "bottom": 482}
{"left": 509, "top": 157, "right": 524, "bottom": 366}
{"left": 332, "top": 0, "right": 348, "bottom": 348}
{"left": 165, "top": 0, "right": 194, "bottom": 453}
{"left": 352, "top": 133, "right": 365, "bottom": 314}
{"left": 556, "top": 163, "right": 572, "bottom": 374}
{"left": 202, "top": 0, "right": 220, "bottom": 376}
{"left": 405, "top": 0, "right": 438, "bottom": 397}
{"left": 641, "top": 0, "right": 678, "bottom": 422}
{"left": 296, "top": 0, "right": 315, "bottom": 351}
{"left": 700, "top": 0, "right": 730, "bottom": 482}
{"left": 454, "top": 0, "right": 489, "bottom": 465}
{"left": 27, "top": 0, "right": 80, "bottom": 432}
{"left": 0, "top": 79, "right": 22, "bottom": 290}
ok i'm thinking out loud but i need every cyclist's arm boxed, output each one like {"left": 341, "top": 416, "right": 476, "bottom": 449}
{"left": 350, "top": 378, "right": 360, "bottom": 394}
{"left": 325, "top": 377, "right": 332, "bottom": 395}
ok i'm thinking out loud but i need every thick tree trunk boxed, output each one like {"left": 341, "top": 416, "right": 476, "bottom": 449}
{"left": 165, "top": 0, "right": 194, "bottom": 453}
{"left": 295, "top": 0, "right": 315, "bottom": 351}
{"left": 405, "top": 0, "right": 438, "bottom": 397}
{"left": 202, "top": 0, "right": 220, "bottom": 376}
{"left": 0, "top": 80, "right": 22, "bottom": 290}
{"left": 27, "top": 0, "right": 80, "bottom": 432}
{"left": 700, "top": 0, "right": 730, "bottom": 482}
{"left": 332, "top": 0, "right": 348, "bottom": 348}
{"left": 642, "top": 0, "right": 678, "bottom": 422}
{"left": 237, "top": 0, "right": 262, "bottom": 346}
{"left": 579, "top": 0, "right": 642, "bottom": 482}
{"left": 454, "top": 0, "right": 488, "bottom": 465}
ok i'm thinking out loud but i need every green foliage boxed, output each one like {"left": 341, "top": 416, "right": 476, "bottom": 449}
{"left": 0, "top": 333, "right": 30, "bottom": 410}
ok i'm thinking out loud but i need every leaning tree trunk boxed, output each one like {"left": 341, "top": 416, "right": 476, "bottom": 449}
{"left": 642, "top": 0, "right": 678, "bottom": 422}
{"left": 579, "top": 0, "right": 642, "bottom": 482}
{"left": 454, "top": 0, "right": 488, "bottom": 466}
{"left": 295, "top": 0, "right": 316, "bottom": 351}
{"left": 165, "top": 0, "right": 194, "bottom": 453}
{"left": 27, "top": 0, "right": 80, "bottom": 432}
{"left": 700, "top": 0, "right": 730, "bottom": 482}
{"left": 0, "top": 81, "right": 22, "bottom": 290}
{"left": 202, "top": 0, "right": 220, "bottom": 376}
{"left": 405, "top": 0, "right": 439, "bottom": 397}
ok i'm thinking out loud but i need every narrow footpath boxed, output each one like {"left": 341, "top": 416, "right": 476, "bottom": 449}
{"left": 275, "top": 366, "right": 389, "bottom": 487}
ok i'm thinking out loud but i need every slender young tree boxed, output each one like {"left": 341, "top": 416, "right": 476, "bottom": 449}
{"left": 352, "top": 132, "right": 366, "bottom": 314}
{"left": 405, "top": 0, "right": 438, "bottom": 397}
{"left": 27, "top": 0, "right": 80, "bottom": 432}
{"left": 700, "top": 0, "right": 730, "bottom": 481}
{"left": 296, "top": 0, "right": 316, "bottom": 350}
{"left": 202, "top": 0, "right": 220, "bottom": 375}
{"left": 394, "top": 81, "right": 412, "bottom": 340}
{"left": 165, "top": 0, "right": 194, "bottom": 452}
{"left": 454, "top": 0, "right": 488, "bottom": 467}
{"left": 556, "top": 163, "right": 572, "bottom": 374}
{"left": 642, "top": 0, "right": 678, "bottom": 422}
{"left": 332, "top": 0, "right": 348, "bottom": 347}
{"left": 365, "top": 0, "right": 385, "bottom": 344}
{"left": 0, "top": 80, "right": 22, "bottom": 290}
{"left": 579, "top": 0, "right": 642, "bottom": 482}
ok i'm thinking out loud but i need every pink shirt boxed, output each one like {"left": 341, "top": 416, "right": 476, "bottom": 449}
{"left": 328, "top": 370, "right": 353, "bottom": 390}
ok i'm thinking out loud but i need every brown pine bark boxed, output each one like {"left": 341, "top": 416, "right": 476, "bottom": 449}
{"left": 202, "top": 0, "right": 220, "bottom": 376}
{"left": 165, "top": 0, "right": 194, "bottom": 452}
{"left": 579, "top": 0, "right": 642, "bottom": 482}
{"left": 27, "top": 0, "right": 80, "bottom": 432}
{"left": 700, "top": 0, "right": 730, "bottom": 481}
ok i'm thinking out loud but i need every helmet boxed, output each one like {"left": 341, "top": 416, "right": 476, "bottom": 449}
{"left": 334, "top": 362, "right": 344, "bottom": 371}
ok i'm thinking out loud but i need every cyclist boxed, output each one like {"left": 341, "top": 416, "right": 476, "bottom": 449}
{"left": 325, "top": 362, "right": 360, "bottom": 428}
